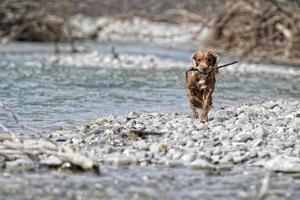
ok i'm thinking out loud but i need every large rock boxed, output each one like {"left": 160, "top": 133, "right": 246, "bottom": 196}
{"left": 262, "top": 155, "right": 300, "bottom": 172}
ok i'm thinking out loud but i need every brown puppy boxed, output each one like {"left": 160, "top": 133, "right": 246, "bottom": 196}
{"left": 186, "top": 50, "right": 219, "bottom": 123}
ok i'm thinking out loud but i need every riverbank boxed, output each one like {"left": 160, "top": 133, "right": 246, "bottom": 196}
{"left": 2, "top": 99, "right": 299, "bottom": 173}
{"left": 49, "top": 99, "right": 300, "bottom": 171}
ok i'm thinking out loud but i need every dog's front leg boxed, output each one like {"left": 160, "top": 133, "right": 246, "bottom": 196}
{"left": 200, "top": 89, "right": 213, "bottom": 123}
{"left": 189, "top": 102, "right": 198, "bottom": 119}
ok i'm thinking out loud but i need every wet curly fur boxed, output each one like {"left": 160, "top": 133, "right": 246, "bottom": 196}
{"left": 186, "top": 50, "right": 219, "bottom": 123}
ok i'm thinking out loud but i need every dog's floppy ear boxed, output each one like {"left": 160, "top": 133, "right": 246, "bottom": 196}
{"left": 191, "top": 53, "right": 197, "bottom": 66}
{"left": 191, "top": 53, "right": 196, "bottom": 61}
{"left": 211, "top": 53, "right": 219, "bottom": 67}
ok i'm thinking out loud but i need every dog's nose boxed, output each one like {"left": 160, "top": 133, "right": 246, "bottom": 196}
{"left": 202, "top": 66, "right": 209, "bottom": 71}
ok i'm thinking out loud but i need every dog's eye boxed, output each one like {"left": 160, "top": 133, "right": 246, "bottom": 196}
{"left": 197, "top": 59, "right": 201, "bottom": 62}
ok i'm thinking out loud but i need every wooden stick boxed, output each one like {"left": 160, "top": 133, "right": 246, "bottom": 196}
{"left": 215, "top": 60, "right": 239, "bottom": 70}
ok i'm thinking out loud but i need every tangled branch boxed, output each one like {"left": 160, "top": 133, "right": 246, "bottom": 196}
{"left": 205, "top": 0, "right": 300, "bottom": 66}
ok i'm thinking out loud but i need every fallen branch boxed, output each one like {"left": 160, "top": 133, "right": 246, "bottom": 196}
{"left": 0, "top": 101, "right": 42, "bottom": 138}
{"left": 0, "top": 100, "right": 100, "bottom": 173}
{"left": 126, "top": 128, "right": 163, "bottom": 139}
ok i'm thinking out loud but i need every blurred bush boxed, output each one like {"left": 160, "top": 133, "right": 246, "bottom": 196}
{"left": 0, "top": 0, "right": 213, "bottom": 42}
{"left": 0, "top": 0, "right": 299, "bottom": 65}
{"left": 0, "top": 0, "right": 76, "bottom": 42}
{"left": 205, "top": 0, "right": 300, "bottom": 66}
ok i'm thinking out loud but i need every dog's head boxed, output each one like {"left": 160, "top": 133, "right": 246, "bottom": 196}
{"left": 192, "top": 50, "right": 219, "bottom": 74}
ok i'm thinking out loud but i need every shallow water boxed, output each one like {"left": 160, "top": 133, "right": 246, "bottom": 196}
{"left": 0, "top": 42, "right": 299, "bottom": 131}
{"left": 1, "top": 166, "right": 300, "bottom": 200}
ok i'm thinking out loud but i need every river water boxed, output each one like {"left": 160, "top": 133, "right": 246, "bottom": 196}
{"left": 0, "top": 42, "right": 300, "bottom": 200}
{"left": 0, "top": 42, "right": 299, "bottom": 132}
{"left": 1, "top": 166, "right": 300, "bottom": 200}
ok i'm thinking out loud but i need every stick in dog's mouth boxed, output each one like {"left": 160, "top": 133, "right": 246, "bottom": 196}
{"left": 215, "top": 60, "right": 239, "bottom": 70}
{"left": 188, "top": 60, "right": 239, "bottom": 76}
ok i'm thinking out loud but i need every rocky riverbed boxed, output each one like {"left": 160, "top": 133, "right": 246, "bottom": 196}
{"left": 1, "top": 99, "right": 300, "bottom": 200}
{"left": 44, "top": 99, "right": 300, "bottom": 171}
{"left": 2, "top": 98, "right": 299, "bottom": 173}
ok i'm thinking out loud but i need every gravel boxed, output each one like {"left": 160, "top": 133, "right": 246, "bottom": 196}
{"left": 39, "top": 99, "right": 300, "bottom": 172}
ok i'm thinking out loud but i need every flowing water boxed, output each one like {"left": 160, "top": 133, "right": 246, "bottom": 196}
{"left": 1, "top": 166, "right": 300, "bottom": 200}
{"left": 0, "top": 42, "right": 300, "bottom": 199}
{"left": 0, "top": 42, "right": 299, "bottom": 131}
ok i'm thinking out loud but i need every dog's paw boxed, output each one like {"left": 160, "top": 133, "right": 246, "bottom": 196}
{"left": 200, "top": 116, "right": 208, "bottom": 123}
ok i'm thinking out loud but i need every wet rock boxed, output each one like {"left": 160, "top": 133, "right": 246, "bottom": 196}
{"left": 179, "top": 140, "right": 187, "bottom": 146}
{"left": 188, "top": 159, "right": 215, "bottom": 170}
{"left": 211, "top": 155, "right": 220, "bottom": 164}
{"left": 134, "top": 140, "right": 149, "bottom": 150}
{"left": 181, "top": 153, "right": 196, "bottom": 162}
{"left": 283, "top": 143, "right": 295, "bottom": 149}
{"left": 150, "top": 143, "right": 160, "bottom": 153}
{"left": 219, "top": 155, "right": 233, "bottom": 164}
{"left": 211, "top": 125, "right": 225, "bottom": 133}
{"left": 128, "top": 111, "right": 138, "bottom": 118}
{"left": 5, "top": 158, "right": 35, "bottom": 172}
{"left": 134, "top": 151, "right": 146, "bottom": 160}
{"left": 104, "top": 129, "right": 114, "bottom": 137}
{"left": 71, "top": 137, "right": 83, "bottom": 145}
{"left": 80, "top": 125, "right": 91, "bottom": 133}
{"left": 105, "top": 156, "right": 133, "bottom": 167}
{"left": 87, "top": 128, "right": 102, "bottom": 135}
{"left": 232, "top": 156, "right": 245, "bottom": 164}
{"left": 248, "top": 150, "right": 258, "bottom": 159}
{"left": 164, "top": 160, "right": 183, "bottom": 168}
{"left": 212, "top": 148, "right": 222, "bottom": 155}
{"left": 219, "top": 131, "right": 231, "bottom": 140}
{"left": 252, "top": 139, "right": 264, "bottom": 147}
{"left": 234, "top": 132, "right": 254, "bottom": 142}
{"left": 171, "top": 150, "right": 183, "bottom": 160}
{"left": 185, "top": 141, "right": 195, "bottom": 148}
{"left": 254, "top": 126, "right": 269, "bottom": 138}
{"left": 258, "top": 151, "right": 271, "bottom": 159}
{"left": 263, "top": 156, "right": 300, "bottom": 172}
{"left": 149, "top": 143, "right": 167, "bottom": 153}
{"left": 116, "top": 116, "right": 128, "bottom": 123}
{"left": 40, "top": 155, "right": 63, "bottom": 166}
